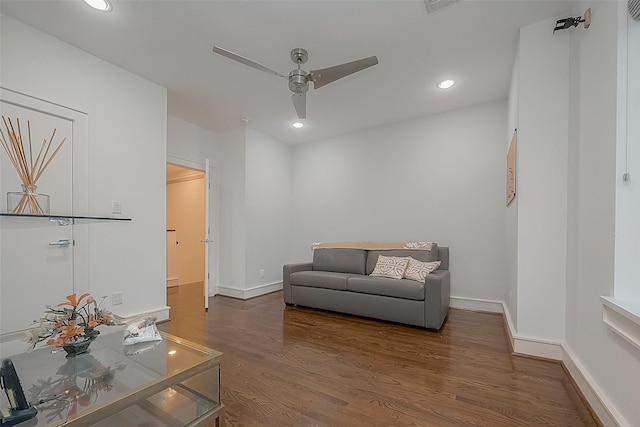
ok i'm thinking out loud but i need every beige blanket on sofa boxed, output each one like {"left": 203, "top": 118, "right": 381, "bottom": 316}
{"left": 312, "top": 241, "right": 433, "bottom": 251}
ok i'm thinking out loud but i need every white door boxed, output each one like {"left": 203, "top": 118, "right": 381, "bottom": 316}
{"left": 0, "top": 89, "right": 88, "bottom": 338}
{"left": 203, "top": 158, "right": 211, "bottom": 310}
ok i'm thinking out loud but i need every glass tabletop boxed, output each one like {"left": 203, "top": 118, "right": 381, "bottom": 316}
{"left": 0, "top": 329, "right": 222, "bottom": 426}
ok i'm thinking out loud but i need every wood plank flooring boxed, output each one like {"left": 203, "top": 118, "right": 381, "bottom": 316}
{"left": 159, "top": 283, "right": 598, "bottom": 426}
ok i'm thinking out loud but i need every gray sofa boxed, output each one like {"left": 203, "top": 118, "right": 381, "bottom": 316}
{"left": 283, "top": 244, "right": 450, "bottom": 330}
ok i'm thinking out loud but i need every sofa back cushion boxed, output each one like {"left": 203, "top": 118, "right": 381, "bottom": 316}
{"left": 366, "top": 243, "right": 440, "bottom": 275}
{"left": 313, "top": 248, "right": 367, "bottom": 274}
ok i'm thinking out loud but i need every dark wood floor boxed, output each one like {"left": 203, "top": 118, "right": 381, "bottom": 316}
{"left": 159, "top": 283, "right": 598, "bottom": 427}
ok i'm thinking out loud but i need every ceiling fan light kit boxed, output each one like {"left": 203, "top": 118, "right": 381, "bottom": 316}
{"left": 437, "top": 79, "right": 455, "bottom": 89}
{"left": 212, "top": 46, "right": 378, "bottom": 120}
{"left": 83, "top": 0, "right": 112, "bottom": 12}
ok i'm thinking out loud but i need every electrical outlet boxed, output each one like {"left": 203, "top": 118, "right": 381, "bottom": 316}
{"left": 259, "top": 269, "right": 265, "bottom": 278}
{"left": 112, "top": 291, "right": 123, "bottom": 305}
{"left": 112, "top": 200, "right": 122, "bottom": 214}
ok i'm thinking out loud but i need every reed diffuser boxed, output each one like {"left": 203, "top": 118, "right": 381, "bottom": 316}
{"left": 0, "top": 116, "right": 66, "bottom": 215}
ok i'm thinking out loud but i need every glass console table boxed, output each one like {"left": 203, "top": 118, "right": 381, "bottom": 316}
{"left": 1, "top": 330, "right": 223, "bottom": 426}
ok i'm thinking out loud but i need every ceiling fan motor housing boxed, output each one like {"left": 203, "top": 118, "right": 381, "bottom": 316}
{"left": 289, "top": 69, "right": 309, "bottom": 93}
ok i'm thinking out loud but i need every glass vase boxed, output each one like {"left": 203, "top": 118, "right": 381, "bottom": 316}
{"left": 61, "top": 337, "right": 95, "bottom": 358}
{"left": 7, "top": 184, "right": 50, "bottom": 215}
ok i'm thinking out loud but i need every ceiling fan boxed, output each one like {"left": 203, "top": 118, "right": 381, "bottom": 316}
{"left": 212, "top": 46, "right": 379, "bottom": 120}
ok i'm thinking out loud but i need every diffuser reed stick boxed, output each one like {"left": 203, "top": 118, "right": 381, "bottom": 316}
{"left": 0, "top": 116, "right": 66, "bottom": 214}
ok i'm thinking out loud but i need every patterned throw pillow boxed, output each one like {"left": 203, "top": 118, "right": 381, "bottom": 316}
{"left": 403, "top": 258, "right": 441, "bottom": 282}
{"left": 370, "top": 255, "right": 410, "bottom": 279}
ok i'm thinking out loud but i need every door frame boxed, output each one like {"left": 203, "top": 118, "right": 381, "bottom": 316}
{"left": 166, "top": 156, "right": 215, "bottom": 310}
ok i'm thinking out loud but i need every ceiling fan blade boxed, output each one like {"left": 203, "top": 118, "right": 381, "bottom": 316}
{"left": 309, "top": 56, "right": 378, "bottom": 89}
{"left": 212, "top": 46, "right": 286, "bottom": 78}
{"left": 292, "top": 93, "right": 306, "bottom": 119}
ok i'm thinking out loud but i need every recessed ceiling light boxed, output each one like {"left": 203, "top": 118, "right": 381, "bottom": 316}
{"left": 83, "top": 0, "right": 112, "bottom": 12}
{"left": 291, "top": 121, "right": 305, "bottom": 129}
{"left": 437, "top": 79, "right": 456, "bottom": 89}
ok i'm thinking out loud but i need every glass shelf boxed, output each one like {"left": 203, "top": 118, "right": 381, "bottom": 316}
{"left": 0, "top": 212, "right": 131, "bottom": 224}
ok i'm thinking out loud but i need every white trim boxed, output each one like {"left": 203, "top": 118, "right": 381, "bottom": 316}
{"left": 451, "top": 297, "right": 563, "bottom": 360}
{"left": 113, "top": 306, "right": 170, "bottom": 324}
{"left": 512, "top": 335, "right": 563, "bottom": 360}
{"left": 166, "top": 155, "right": 205, "bottom": 171}
{"left": 217, "top": 282, "right": 283, "bottom": 300}
{"left": 502, "top": 302, "right": 516, "bottom": 352}
{"left": 0, "top": 330, "right": 29, "bottom": 344}
{"left": 449, "top": 296, "right": 504, "bottom": 313}
{"left": 601, "top": 296, "right": 640, "bottom": 351}
{"left": 500, "top": 299, "right": 622, "bottom": 424}
{"left": 204, "top": 157, "right": 210, "bottom": 310}
{"left": 562, "top": 345, "right": 628, "bottom": 427}
{"left": 497, "top": 301, "right": 563, "bottom": 360}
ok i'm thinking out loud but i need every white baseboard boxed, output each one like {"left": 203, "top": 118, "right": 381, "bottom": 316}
{"left": 114, "top": 306, "right": 171, "bottom": 324}
{"left": 450, "top": 296, "right": 504, "bottom": 313}
{"left": 217, "top": 281, "right": 283, "bottom": 300}
{"left": 512, "top": 336, "right": 563, "bottom": 360}
{"left": 501, "top": 302, "right": 516, "bottom": 353}
{"left": 498, "top": 301, "right": 563, "bottom": 360}
{"left": 0, "top": 330, "right": 32, "bottom": 358}
{"left": 498, "top": 300, "right": 621, "bottom": 425}
{"left": 562, "top": 345, "right": 626, "bottom": 427}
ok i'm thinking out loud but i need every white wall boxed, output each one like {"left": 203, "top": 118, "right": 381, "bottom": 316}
{"left": 217, "top": 127, "right": 247, "bottom": 292}
{"left": 515, "top": 19, "right": 569, "bottom": 343}
{"left": 564, "top": 2, "right": 640, "bottom": 425}
{"left": 291, "top": 101, "right": 508, "bottom": 302}
{"left": 167, "top": 118, "right": 293, "bottom": 298}
{"left": 1, "top": 14, "right": 167, "bottom": 320}
{"left": 167, "top": 115, "right": 222, "bottom": 164}
{"left": 505, "top": 44, "right": 520, "bottom": 327}
{"left": 245, "top": 127, "right": 292, "bottom": 290}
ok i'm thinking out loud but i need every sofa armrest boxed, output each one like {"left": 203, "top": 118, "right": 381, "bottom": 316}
{"left": 424, "top": 269, "right": 451, "bottom": 330}
{"left": 283, "top": 262, "right": 313, "bottom": 304}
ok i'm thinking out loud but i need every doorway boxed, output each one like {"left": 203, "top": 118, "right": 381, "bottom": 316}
{"left": 166, "top": 163, "right": 206, "bottom": 314}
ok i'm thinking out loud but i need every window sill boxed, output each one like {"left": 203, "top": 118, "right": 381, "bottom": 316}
{"left": 600, "top": 296, "right": 640, "bottom": 351}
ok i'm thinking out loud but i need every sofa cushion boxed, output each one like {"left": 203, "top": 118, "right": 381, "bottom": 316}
{"left": 313, "top": 248, "right": 367, "bottom": 274}
{"left": 404, "top": 259, "right": 441, "bottom": 282}
{"left": 370, "top": 255, "right": 410, "bottom": 279}
{"left": 290, "top": 271, "right": 356, "bottom": 291}
{"left": 366, "top": 244, "right": 439, "bottom": 275}
{"left": 346, "top": 276, "right": 425, "bottom": 301}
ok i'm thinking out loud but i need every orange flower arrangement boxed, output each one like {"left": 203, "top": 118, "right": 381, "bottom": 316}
{"left": 27, "top": 293, "right": 115, "bottom": 351}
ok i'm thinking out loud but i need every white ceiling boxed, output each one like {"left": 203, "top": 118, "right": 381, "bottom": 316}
{"left": 0, "top": 0, "right": 575, "bottom": 144}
